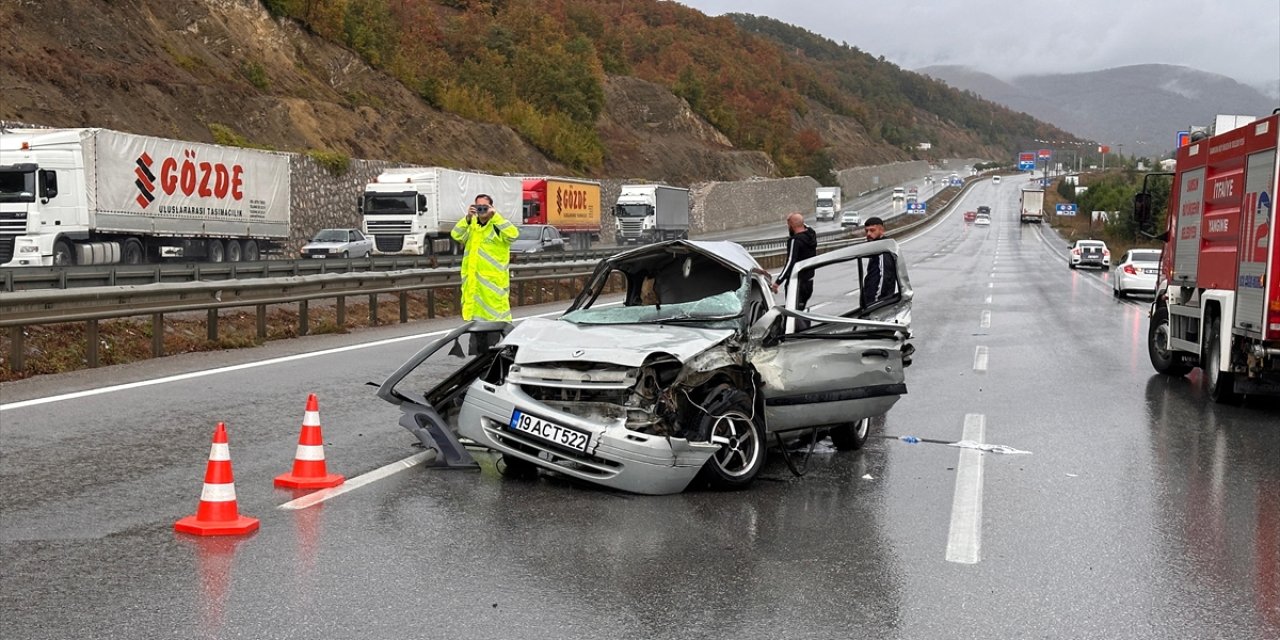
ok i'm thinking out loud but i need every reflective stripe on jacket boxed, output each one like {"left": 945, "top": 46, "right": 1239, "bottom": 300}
{"left": 451, "top": 211, "right": 519, "bottom": 321}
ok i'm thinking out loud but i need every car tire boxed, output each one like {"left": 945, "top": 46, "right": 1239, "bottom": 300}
{"left": 695, "top": 386, "right": 766, "bottom": 490}
{"left": 1204, "top": 315, "right": 1240, "bottom": 404}
{"left": 1148, "top": 306, "right": 1192, "bottom": 377}
{"left": 830, "top": 416, "right": 873, "bottom": 451}
{"left": 1115, "top": 287, "right": 1126, "bottom": 299}
{"left": 242, "top": 240, "right": 260, "bottom": 262}
{"left": 1069, "top": 262, "right": 1077, "bottom": 270}
{"left": 498, "top": 454, "right": 539, "bottom": 480}
{"left": 342, "top": 251, "right": 349, "bottom": 259}
{"left": 225, "top": 239, "right": 242, "bottom": 263}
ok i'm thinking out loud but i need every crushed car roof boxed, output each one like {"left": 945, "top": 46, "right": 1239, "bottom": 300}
{"left": 609, "top": 240, "right": 763, "bottom": 275}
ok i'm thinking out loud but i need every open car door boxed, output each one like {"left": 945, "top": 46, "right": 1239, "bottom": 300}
{"left": 748, "top": 239, "right": 913, "bottom": 433}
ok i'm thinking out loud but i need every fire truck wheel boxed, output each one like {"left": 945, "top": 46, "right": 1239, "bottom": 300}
{"left": 1204, "top": 315, "right": 1240, "bottom": 404}
{"left": 1148, "top": 307, "right": 1191, "bottom": 377}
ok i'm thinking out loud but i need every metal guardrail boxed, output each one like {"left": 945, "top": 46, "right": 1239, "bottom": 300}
{"left": 0, "top": 178, "right": 974, "bottom": 373}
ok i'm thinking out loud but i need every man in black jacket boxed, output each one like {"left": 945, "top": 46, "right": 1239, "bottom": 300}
{"left": 772, "top": 212, "right": 817, "bottom": 310}
{"left": 860, "top": 216, "right": 899, "bottom": 309}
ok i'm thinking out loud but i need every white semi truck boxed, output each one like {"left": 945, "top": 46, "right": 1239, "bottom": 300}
{"left": 0, "top": 128, "right": 290, "bottom": 266}
{"left": 360, "top": 168, "right": 522, "bottom": 256}
{"left": 613, "top": 184, "right": 690, "bottom": 244}
{"left": 815, "top": 186, "right": 841, "bottom": 221}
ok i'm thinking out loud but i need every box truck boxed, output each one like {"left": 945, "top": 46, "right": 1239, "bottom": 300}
{"left": 360, "top": 168, "right": 522, "bottom": 256}
{"left": 815, "top": 186, "right": 841, "bottom": 221}
{"left": 613, "top": 184, "right": 690, "bottom": 244}
{"left": 1019, "top": 188, "right": 1045, "bottom": 223}
{"left": 0, "top": 128, "right": 289, "bottom": 266}
{"left": 521, "top": 178, "right": 602, "bottom": 250}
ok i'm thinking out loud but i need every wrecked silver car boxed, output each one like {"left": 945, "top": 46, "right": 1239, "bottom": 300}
{"left": 379, "top": 239, "right": 913, "bottom": 495}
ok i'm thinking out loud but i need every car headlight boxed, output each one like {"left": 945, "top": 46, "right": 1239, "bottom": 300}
{"left": 330, "top": 247, "right": 343, "bottom": 254}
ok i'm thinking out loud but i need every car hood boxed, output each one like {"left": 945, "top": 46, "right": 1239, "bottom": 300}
{"left": 502, "top": 317, "right": 735, "bottom": 367}
{"left": 303, "top": 241, "right": 346, "bottom": 250}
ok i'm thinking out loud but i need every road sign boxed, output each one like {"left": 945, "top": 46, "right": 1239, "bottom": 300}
{"left": 1055, "top": 203, "right": 1078, "bottom": 216}
{"left": 906, "top": 202, "right": 926, "bottom": 215}
{"left": 1177, "top": 131, "right": 1190, "bottom": 147}
{"left": 1038, "top": 149, "right": 1052, "bottom": 160}
{"left": 1018, "top": 160, "right": 1035, "bottom": 171}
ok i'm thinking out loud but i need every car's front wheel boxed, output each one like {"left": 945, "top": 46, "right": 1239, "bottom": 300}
{"left": 695, "top": 387, "right": 766, "bottom": 490}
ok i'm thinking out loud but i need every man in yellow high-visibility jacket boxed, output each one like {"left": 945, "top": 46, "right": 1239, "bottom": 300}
{"left": 452, "top": 194, "right": 518, "bottom": 350}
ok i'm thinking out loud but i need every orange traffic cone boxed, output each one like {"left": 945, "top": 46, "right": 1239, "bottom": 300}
{"left": 274, "top": 394, "right": 345, "bottom": 489}
{"left": 175, "top": 422, "right": 260, "bottom": 536}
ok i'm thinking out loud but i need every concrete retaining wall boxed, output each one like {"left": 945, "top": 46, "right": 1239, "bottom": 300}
{"left": 835, "top": 160, "right": 930, "bottom": 197}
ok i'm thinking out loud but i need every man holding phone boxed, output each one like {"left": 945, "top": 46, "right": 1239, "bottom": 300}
{"left": 451, "top": 194, "right": 519, "bottom": 351}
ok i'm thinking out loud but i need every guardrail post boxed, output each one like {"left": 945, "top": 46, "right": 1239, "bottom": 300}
{"left": 399, "top": 292, "right": 408, "bottom": 323}
{"left": 517, "top": 281, "right": 525, "bottom": 306}
{"left": 152, "top": 313, "right": 164, "bottom": 357}
{"left": 426, "top": 289, "right": 436, "bottom": 319}
{"left": 336, "top": 295, "right": 346, "bottom": 328}
{"left": 86, "top": 320, "right": 99, "bottom": 368}
{"left": 536, "top": 281, "right": 544, "bottom": 305}
{"left": 369, "top": 294, "right": 378, "bottom": 325}
{"left": 257, "top": 305, "right": 267, "bottom": 339}
{"left": 207, "top": 309, "right": 219, "bottom": 341}
{"left": 9, "top": 326, "right": 24, "bottom": 373}
{"left": 299, "top": 300, "right": 309, "bottom": 336}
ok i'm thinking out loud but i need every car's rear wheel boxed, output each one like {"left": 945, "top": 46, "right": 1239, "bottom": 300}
{"left": 1068, "top": 262, "right": 1077, "bottom": 270}
{"left": 695, "top": 387, "right": 766, "bottom": 490}
{"left": 498, "top": 454, "right": 539, "bottom": 479}
{"left": 830, "top": 417, "right": 873, "bottom": 451}
{"left": 1149, "top": 306, "right": 1191, "bottom": 376}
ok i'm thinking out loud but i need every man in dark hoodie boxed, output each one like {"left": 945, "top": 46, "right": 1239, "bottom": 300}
{"left": 771, "top": 212, "right": 817, "bottom": 310}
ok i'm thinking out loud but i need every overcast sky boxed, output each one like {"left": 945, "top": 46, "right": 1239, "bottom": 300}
{"left": 677, "top": 1, "right": 1280, "bottom": 91}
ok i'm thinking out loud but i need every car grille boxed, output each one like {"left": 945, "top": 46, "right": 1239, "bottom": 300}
{"left": 365, "top": 219, "right": 413, "bottom": 234}
{"left": 305, "top": 248, "right": 331, "bottom": 257}
{"left": 485, "top": 422, "right": 621, "bottom": 478}
{"left": 0, "top": 235, "right": 13, "bottom": 264}
{"left": 374, "top": 235, "right": 404, "bottom": 252}
{"left": 0, "top": 213, "right": 24, "bottom": 263}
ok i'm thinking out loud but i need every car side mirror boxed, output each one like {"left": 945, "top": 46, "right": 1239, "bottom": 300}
{"left": 418, "top": 194, "right": 428, "bottom": 212}
{"left": 1133, "top": 192, "right": 1153, "bottom": 229}
{"left": 357, "top": 196, "right": 364, "bottom": 215}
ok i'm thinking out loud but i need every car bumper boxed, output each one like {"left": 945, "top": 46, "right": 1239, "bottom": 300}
{"left": 457, "top": 380, "right": 717, "bottom": 495}
{"left": 1116, "top": 272, "right": 1157, "bottom": 293}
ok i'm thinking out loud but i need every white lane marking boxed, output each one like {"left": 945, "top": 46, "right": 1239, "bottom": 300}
{"left": 988, "top": 282, "right": 994, "bottom": 288}
{"left": 810, "top": 302, "right": 831, "bottom": 310}
{"left": 946, "top": 413, "right": 987, "bottom": 564}
{"left": 980, "top": 310, "right": 991, "bottom": 329}
{"left": 973, "top": 346, "right": 988, "bottom": 371}
{"left": 0, "top": 307, "right": 574, "bottom": 412}
{"left": 985, "top": 295, "right": 992, "bottom": 304}
{"left": 279, "top": 450, "right": 436, "bottom": 510}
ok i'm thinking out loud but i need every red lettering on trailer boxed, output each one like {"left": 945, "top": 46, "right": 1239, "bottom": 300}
{"left": 1211, "top": 178, "right": 1235, "bottom": 200}
{"left": 157, "top": 149, "right": 246, "bottom": 201}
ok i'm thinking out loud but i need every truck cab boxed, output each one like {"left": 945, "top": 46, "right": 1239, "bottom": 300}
{"left": 1139, "top": 111, "right": 1280, "bottom": 403}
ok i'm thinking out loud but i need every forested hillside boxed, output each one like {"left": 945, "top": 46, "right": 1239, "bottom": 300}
{"left": 3, "top": 0, "right": 1081, "bottom": 183}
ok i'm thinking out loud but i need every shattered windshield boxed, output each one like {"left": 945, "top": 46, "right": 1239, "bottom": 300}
{"left": 564, "top": 281, "right": 747, "bottom": 326}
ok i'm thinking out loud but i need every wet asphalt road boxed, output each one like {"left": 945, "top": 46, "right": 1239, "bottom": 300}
{"left": 2, "top": 177, "right": 1278, "bottom": 639}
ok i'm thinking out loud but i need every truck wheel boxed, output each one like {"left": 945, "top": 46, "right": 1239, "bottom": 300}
{"left": 695, "top": 387, "right": 766, "bottom": 490}
{"left": 1148, "top": 307, "right": 1191, "bottom": 376}
{"left": 242, "top": 240, "right": 260, "bottom": 262}
{"left": 121, "top": 239, "right": 145, "bottom": 265}
{"left": 207, "top": 239, "right": 225, "bottom": 263}
{"left": 225, "top": 240, "right": 242, "bottom": 262}
{"left": 52, "top": 240, "right": 74, "bottom": 266}
{"left": 1204, "top": 315, "right": 1240, "bottom": 404}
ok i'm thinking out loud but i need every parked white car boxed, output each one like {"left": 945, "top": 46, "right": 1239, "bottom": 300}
{"left": 301, "top": 228, "right": 374, "bottom": 259}
{"left": 1069, "top": 239, "right": 1110, "bottom": 269}
{"left": 1112, "top": 248, "right": 1162, "bottom": 298}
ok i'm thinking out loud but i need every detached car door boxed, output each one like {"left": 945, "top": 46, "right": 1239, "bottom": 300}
{"left": 749, "top": 240, "right": 912, "bottom": 433}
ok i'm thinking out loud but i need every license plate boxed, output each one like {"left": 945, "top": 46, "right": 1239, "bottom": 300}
{"left": 1144, "top": 269, "right": 1158, "bottom": 274}
{"left": 310, "top": 254, "right": 326, "bottom": 259}
{"left": 509, "top": 410, "right": 590, "bottom": 453}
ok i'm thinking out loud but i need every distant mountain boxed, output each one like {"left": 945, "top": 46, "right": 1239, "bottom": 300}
{"left": 918, "top": 64, "right": 1277, "bottom": 157}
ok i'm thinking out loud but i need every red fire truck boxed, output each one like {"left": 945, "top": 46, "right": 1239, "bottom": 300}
{"left": 1140, "top": 110, "right": 1280, "bottom": 402}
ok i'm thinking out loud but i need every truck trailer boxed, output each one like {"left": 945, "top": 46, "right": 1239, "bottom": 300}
{"left": 613, "top": 184, "right": 690, "bottom": 244}
{"left": 521, "top": 178, "right": 602, "bottom": 250}
{"left": 815, "top": 187, "right": 841, "bottom": 221}
{"left": 1139, "top": 110, "right": 1280, "bottom": 402}
{"left": 360, "top": 168, "right": 521, "bottom": 256}
{"left": 0, "top": 128, "right": 290, "bottom": 266}
{"left": 1019, "top": 187, "right": 1045, "bottom": 223}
